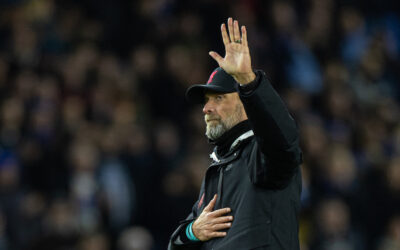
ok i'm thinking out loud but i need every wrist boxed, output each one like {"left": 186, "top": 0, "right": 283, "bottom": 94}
{"left": 186, "top": 221, "right": 200, "bottom": 241}
{"left": 233, "top": 71, "right": 256, "bottom": 85}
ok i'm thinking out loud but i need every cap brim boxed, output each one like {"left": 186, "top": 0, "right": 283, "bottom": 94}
{"left": 185, "top": 84, "right": 231, "bottom": 104}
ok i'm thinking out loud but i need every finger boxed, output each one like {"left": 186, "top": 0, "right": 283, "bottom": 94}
{"left": 241, "top": 25, "right": 248, "bottom": 47}
{"left": 209, "top": 231, "right": 227, "bottom": 238}
{"left": 209, "top": 51, "right": 224, "bottom": 66}
{"left": 233, "top": 20, "right": 241, "bottom": 42}
{"left": 212, "top": 215, "right": 233, "bottom": 224}
{"left": 221, "top": 24, "right": 230, "bottom": 46}
{"left": 209, "top": 207, "right": 231, "bottom": 217}
{"left": 204, "top": 194, "right": 217, "bottom": 212}
{"left": 212, "top": 222, "right": 232, "bottom": 231}
{"left": 227, "top": 17, "right": 234, "bottom": 43}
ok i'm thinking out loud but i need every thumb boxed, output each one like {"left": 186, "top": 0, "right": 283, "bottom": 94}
{"left": 209, "top": 51, "right": 224, "bottom": 66}
{"left": 204, "top": 194, "right": 217, "bottom": 212}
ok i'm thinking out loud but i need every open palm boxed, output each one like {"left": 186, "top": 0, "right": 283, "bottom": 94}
{"left": 209, "top": 18, "right": 255, "bottom": 84}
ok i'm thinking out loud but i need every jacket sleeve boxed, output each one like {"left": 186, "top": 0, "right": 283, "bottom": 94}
{"left": 168, "top": 193, "right": 204, "bottom": 249}
{"left": 238, "top": 70, "right": 302, "bottom": 189}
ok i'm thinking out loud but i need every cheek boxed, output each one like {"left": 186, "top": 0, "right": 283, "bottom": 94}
{"left": 217, "top": 109, "right": 230, "bottom": 121}
{"left": 215, "top": 101, "right": 234, "bottom": 120}
{"left": 215, "top": 107, "right": 225, "bottom": 118}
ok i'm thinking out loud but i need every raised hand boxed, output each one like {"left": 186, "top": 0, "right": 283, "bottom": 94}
{"left": 209, "top": 17, "right": 256, "bottom": 84}
{"left": 192, "top": 194, "right": 233, "bottom": 241}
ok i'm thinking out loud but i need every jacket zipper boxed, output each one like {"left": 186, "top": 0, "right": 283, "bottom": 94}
{"left": 215, "top": 167, "right": 224, "bottom": 209}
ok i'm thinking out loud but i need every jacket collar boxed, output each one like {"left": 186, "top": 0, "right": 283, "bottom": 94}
{"left": 209, "top": 129, "right": 254, "bottom": 164}
{"left": 230, "top": 130, "right": 254, "bottom": 150}
{"left": 208, "top": 120, "right": 252, "bottom": 156}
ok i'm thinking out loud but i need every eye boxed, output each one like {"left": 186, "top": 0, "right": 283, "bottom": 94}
{"left": 215, "top": 95, "right": 223, "bottom": 101}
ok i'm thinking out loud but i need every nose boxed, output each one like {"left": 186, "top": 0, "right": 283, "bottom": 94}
{"left": 203, "top": 100, "right": 214, "bottom": 114}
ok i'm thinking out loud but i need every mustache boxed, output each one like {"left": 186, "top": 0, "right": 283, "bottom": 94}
{"left": 205, "top": 114, "right": 221, "bottom": 122}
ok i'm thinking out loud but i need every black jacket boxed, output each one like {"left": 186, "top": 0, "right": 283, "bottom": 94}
{"left": 168, "top": 70, "right": 302, "bottom": 250}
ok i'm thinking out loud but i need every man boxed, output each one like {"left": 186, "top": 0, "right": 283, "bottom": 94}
{"left": 168, "top": 18, "right": 302, "bottom": 250}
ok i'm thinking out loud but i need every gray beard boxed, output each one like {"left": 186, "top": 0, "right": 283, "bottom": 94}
{"left": 205, "top": 104, "right": 243, "bottom": 140}
{"left": 206, "top": 122, "right": 228, "bottom": 140}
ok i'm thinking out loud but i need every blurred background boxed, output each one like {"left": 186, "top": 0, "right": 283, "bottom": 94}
{"left": 0, "top": 0, "right": 399, "bottom": 249}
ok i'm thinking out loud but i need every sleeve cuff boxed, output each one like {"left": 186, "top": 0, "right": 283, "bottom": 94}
{"left": 178, "top": 221, "right": 200, "bottom": 243}
{"left": 179, "top": 223, "right": 191, "bottom": 243}
{"left": 236, "top": 70, "right": 262, "bottom": 95}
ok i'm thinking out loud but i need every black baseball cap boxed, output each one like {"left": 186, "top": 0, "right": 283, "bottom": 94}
{"left": 185, "top": 67, "right": 237, "bottom": 104}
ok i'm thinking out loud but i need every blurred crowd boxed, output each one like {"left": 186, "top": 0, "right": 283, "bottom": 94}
{"left": 0, "top": 0, "right": 399, "bottom": 249}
